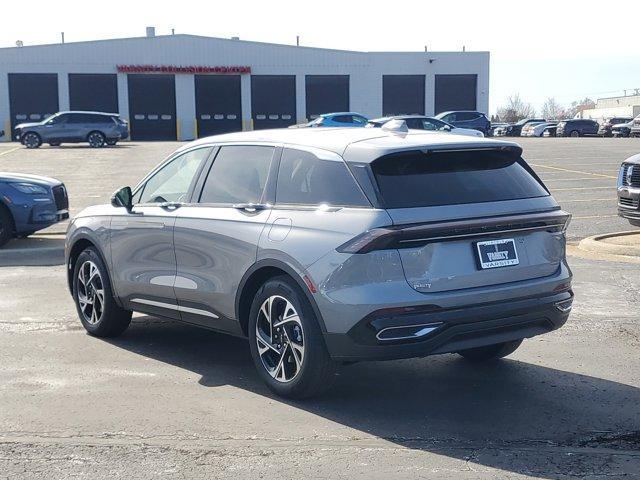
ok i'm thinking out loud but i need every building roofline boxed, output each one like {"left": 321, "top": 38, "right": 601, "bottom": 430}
{"left": 0, "top": 33, "right": 489, "bottom": 55}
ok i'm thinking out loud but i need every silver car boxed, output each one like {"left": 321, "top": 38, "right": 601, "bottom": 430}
{"left": 65, "top": 126, "right": 573, "bottom": 398}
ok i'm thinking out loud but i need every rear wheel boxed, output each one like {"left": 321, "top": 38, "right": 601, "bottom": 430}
{"left": 570, "top": 130, "right": 580, "bottom": 137}
{"left": 23, "top": 132, "right": 42, "bottom": 148}
{"left": 0, "top": 205, "right": 14, "bottom": 247}
{"left": 72, "top": 247, "right": 132, "bottom": 337}
{"left": 87, "top": 131, "right": 106, "bottom": 148}
{"left": 457, "top": 339, "right": 523, "bottom": 362}
{"left": 248, "top": 276, "right": 335, "bottom": 398}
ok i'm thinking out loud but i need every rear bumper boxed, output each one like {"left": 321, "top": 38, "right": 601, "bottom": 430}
{"left": 324, "top": 290, "right": 572, "bottom": 361}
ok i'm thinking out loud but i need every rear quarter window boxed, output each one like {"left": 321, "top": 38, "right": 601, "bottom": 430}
{"left": 371, "top": 149, "right": 549, "bottom": 208}
{"left": 276, "top": 148, "right": 370, "bottom": 207}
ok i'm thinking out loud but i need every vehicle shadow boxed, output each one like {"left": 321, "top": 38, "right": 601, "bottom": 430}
{"left": 105, "top": 316, "right": 640, "bottom": 479}
{"left": 0, "top": 236, "right": 64, "bottom": 266}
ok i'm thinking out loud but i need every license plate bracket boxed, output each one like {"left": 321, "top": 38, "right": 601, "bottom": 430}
{"left": 475, "top": 238, "right": 519, "bottom": 269}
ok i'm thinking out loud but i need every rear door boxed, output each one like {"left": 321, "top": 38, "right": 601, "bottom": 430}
{"left": 366, "top": 148, "right": 567, "bottom": 293}
{"left": 173, "top": 144, "right": 278, "bottom": 331}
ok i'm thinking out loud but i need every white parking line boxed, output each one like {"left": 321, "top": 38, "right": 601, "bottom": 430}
{"left": 0, "top": 146, "right": 20, "bottom": 157}
{"left": 551, "top": 186, "right": 613, "bottom": 192}
{"left": 529, "top": 163, "right": 617, "bottom": 179}
{"left": 560, "top": 198, "right": 616, "bottom": 203}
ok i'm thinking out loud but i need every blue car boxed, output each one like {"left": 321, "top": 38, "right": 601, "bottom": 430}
{"left": 293, "top": 112, "right": 369, "bottom": 128}
{"left": 434, "top": 111, "right": 491, "bottom": 136}
{"left": 0, "top": 172, "right": 69, "bottom": 246}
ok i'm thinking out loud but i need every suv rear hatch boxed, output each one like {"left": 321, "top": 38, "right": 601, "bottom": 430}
{"left": 343, "top": 147, "right": 569, "bottom": 293}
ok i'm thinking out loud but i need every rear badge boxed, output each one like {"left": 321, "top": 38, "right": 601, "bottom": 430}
{"left": 476, "top": 238, "right": 519, "bottom": 269}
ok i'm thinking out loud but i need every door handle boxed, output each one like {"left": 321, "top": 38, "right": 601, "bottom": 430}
{"left": 233, "top": 203, "right": 268, "bottom": 213}
{"left": 159, "top": 202, "right": 183, "bottom": 211}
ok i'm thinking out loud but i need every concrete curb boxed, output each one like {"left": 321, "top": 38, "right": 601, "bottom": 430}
{"left": 0, "top": 234, "right": 65, "bottom": 266}
{"left": 578, "top": 231, "right": 640, "bottom": 258}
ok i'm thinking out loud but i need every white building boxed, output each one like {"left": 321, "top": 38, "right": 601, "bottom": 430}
{"left": 0, "top": 30, "right": 489, "bottom": 141}
{"left": 579, "top": 94, "right": 640, "bottom": 120}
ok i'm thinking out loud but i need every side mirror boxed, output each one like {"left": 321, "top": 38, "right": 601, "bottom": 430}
{"left": 111, "top": 186, "right": 133, "bottom": 211}
{"left": 444, "top": 125, "right": 452, "bottom": 131}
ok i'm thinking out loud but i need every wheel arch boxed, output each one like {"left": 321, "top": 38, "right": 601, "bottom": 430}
{"left": 235, "top": 259, "right": 326, "bottom": 337}
{"left": 0, "top": 199, "right": 16, "bottom": 235}
{"left": 66, "top": 235, "right": 111, "bottom": 296}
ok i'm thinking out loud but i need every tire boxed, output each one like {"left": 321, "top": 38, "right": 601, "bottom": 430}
{"left": 0, "top": 205, "right": 14, "bottom": 247}
{"left": 22, "top": 132, "right": 42, "bottom": 149}
{"left": 569, "top": 130, "right": 580, "bottom": 138}
{"left": 106, "top": 139, "right": 117, "bottom": 146}
{"left": 72, "top": 247, "right": 132, "bottom": 337}
{"left": 87, "top": 131, "right": 106, "bottom": 148}
{"left": 457, "top": 339, "right": 523, "bottom": 362}
{"left": 248, "top": 275, "right": 336, "bottom": 399}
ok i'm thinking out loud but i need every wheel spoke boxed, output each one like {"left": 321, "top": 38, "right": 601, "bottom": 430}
{"left": 256, "top": 329, "right": 280, "bottom": 355}
{"left": 76, "top": 260, "right": 103, "bottom": 325}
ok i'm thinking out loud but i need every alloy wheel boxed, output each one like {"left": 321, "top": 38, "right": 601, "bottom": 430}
{"left": 77, "top": 260, "right": 105, "bottom": 325}
{"left": 24, "top": 133, "right": 39, "bottom": 148}
{"left": 255, "top": 295, "right": 305, "bottom": 383}
{"left": 88, "top": 132, "right": 105, "bottom": 147}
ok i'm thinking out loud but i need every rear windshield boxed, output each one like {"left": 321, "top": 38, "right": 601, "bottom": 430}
{"left": 371, "top": 149, "right": 549, "bottom": 208}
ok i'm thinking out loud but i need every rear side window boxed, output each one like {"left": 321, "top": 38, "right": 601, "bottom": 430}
{"left": 276, "top": 148, "right": 369, "bottom": 207}
{"left": 371, "top": 149, "right": 549, "bottom": 208}
{"left": 199, "top": 146, "right": 275, "bottom": 204}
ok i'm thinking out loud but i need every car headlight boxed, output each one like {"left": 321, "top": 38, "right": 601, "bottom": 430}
{"left": 10, "top": 182, "right": 49, "bottom": 195}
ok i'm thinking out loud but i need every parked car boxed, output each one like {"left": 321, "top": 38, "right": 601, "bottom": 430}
{"left": 612, "top": 119, "right": 634, "bottom": 138}
{"left": 489, "top": 122, "right": 509, "bottom": 136}
{"left": 14, "top": 111, "right": 129, "bottom": 148}
{"left": 367, "top": 116, "right": 484, "bottom": 137}
{"left": 521, "top": 122, "right": 558, "bottom": 137}
{"left": 556, "top": 119, "right": 599, "bottom": 137}
{"left": 630, "top": 115, "right": 640, "bottom": 138}
{"left": 66, "top": 127, "right": 573, "bottom": 398}
{"left": 617, "top": 154, "right": 640, "bottom": 226}
{"left": 542, "top": 124, "right": 558, "bottom": 137}
{"left": 520, "top": 122, "right": 546, "bottom": 137}
{"left": 0, "top": 172, "right": 69, "bottom": 247}
{"left": 496, "top": 118, "right": 547, "bottom": 137}
{"left": 434, "top": 111, "right": 491, "bottom": 135}
{"left": 598, "top": 117, "right": 632, "bottom": 137}
{"left": 291, "top": 112, "right": 368, "bottom": 128}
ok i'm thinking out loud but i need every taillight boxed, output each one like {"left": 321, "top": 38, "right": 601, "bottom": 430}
{"left": 336, "top": 228, "right": 397, "bottom": 254}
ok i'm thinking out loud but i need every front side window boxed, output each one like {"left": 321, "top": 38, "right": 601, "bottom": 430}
{"left": 276, "top": 148, "right": 369, "bottom": 207}
{"left": 46, "top": 114, "right": 67, "bottom": 125}
{"left": 199, "top": 146, "right": 275, "bottom": 204}
{"left": 331, "top": 115, "right": 351, "bottom": 124}
{"left": 138, "top": 147, "right": 212, "bottom": 204}
{"left": 352, "top": 115, "right": 368, "bottom": 125}
{"left": 372, "top": 149, "right": 549, "bottom": 208}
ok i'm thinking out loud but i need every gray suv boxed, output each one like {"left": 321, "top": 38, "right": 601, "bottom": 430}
{"left": 65, "top": 126, "right": 573, "bottom": 398}
{"left": 15, "top": 111, "right": 129, "bottom": 148}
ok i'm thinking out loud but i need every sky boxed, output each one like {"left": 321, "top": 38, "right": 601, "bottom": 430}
{"left": 2, "top": 0, "right": 639, "bottom": 114}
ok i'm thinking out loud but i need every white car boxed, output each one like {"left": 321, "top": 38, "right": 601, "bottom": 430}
{"left": 522, "top": 122, "right": 556, "bottom": 137}
{"left": 367, "top": 116, "right": 484, "bottom": 138}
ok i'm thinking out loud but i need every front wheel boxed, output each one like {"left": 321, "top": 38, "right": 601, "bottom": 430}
{"left": 570, "top": 130, "right": 580, "bottom": 138}
{"left": 87, "top": 131, "right": 106, "bottom": 148}
{"left": 0, "top": 206, "right": 14, "bottom": 247}
{"left": 457, "top": 339, "right": 523, "bottom": 362}
{"left": 72, "top": 247, "right": 132, "bottom": 337}
{"left": 248, "top": 276, "right": 336, "bottom": 398}
{"left": 22, "top": 132, "right": 42, "bottom": 148}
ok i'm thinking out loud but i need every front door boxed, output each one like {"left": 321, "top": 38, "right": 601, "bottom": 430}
{"left": 174, "top": 145, "right": 278, "bottom": 332}
{"left": 110, "top": 146, "right": 213, "bottom": 319}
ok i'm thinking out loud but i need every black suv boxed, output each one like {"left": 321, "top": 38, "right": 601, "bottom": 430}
{"left": 434, "top": 111, "right": 491, "bottom": 135}
{"left": 14, "top": 111, "right": 129, "bottom": 148}
{"left": 499, "top": 118, "right": 546, "bottom": 137}
{"left": 598, "top": 117, "right": 633, "bottom": 137}
{"left": 618, "top": 154, "right": 640, "bottom": 226}
{"left": 556, "top": 119, "right": 598, "bottom": 137}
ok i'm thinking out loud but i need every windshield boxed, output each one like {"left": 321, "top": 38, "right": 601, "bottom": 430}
{"left": 308, "top": 117, "right": 324, "bottom": 126}
{"left": 42, "top": 113, "right": 60, "bottom": 124}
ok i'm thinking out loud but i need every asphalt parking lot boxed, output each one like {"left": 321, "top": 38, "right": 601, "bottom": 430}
{"left": 0, "top": 138, "right": 639, "bottom": 479}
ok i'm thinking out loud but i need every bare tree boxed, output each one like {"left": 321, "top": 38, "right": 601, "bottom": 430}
{"left": 496, "top": 93, "right": 536, "bottom": 123}
{"left": 566, "top": 97, "right": 596, "bottom": 118}
{"left": 541, "top": 97, "right": 568, "bottom": 120}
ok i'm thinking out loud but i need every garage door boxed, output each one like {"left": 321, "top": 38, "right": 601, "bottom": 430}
{"left": 8, "top": 73, "right": 59, "bottom": 138}
{"left": 251, "top": 75, "right": 296, "bottom": 130}
{"left": 127, "top": 74, "right": 176, "bottom": 141}
{"left": 305, "top": 75, "right": 349, "bottom": 119}
{"left": 434, "top": 74, "right": 477, "bottom": 114}
{"left": 69, "top": 74, "right": 118, "bottom": 113}
{"left": 195, "top": 75, "right": 242, "bottom": 137}
{"left": 382, "top": 75, "right": 425, "bottom": 116}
